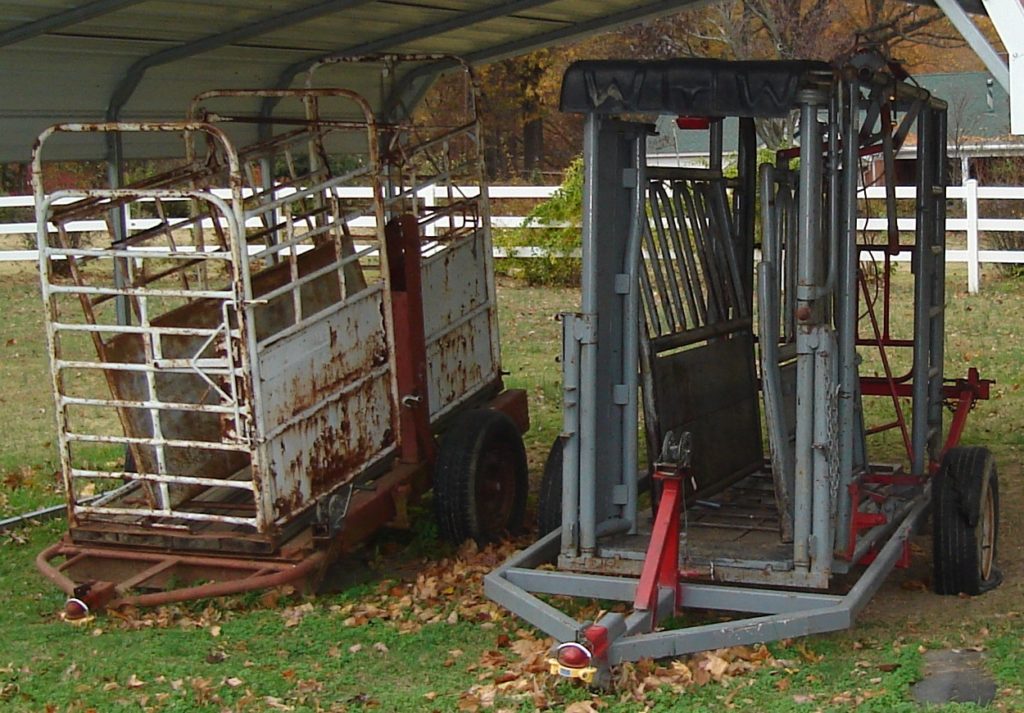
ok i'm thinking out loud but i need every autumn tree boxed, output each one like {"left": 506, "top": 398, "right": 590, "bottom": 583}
{"left": 476, "top": 52, "right": 556, "bottom": 180}
{"left": 471, "top": 0, "right": 978, "bottom": 173}
{"left": 616, "top": 0, "right": 966, "bottom": 148}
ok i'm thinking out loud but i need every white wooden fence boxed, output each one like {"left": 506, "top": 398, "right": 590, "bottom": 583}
{"left": 859, "top": 180, "right": 1024, "bottom": 294}
{"left": 4, "top": 180, "right": 1023, "bottom": 293}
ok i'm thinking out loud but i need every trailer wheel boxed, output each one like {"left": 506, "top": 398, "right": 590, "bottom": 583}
{"left": 433, "top": 409, "right": 527, "bottom": 544}
{"left": 538, "top": 438, "right": 563, "bottom": 535}
{"left": 933, "top": 446, "right": 1001, "bottom": 596}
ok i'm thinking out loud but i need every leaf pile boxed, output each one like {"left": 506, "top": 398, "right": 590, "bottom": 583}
{"left": 331, "top": 539, "right": 516, "bottom": 635}
{"left": 71, "top": 538, "right": 810, "bottom": 709}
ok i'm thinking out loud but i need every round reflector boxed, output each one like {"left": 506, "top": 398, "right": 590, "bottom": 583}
{"left": 556, "top": 642, "right": 592, "bottom": 668}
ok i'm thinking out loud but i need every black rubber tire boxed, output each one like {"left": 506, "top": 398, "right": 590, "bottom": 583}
{"left": 933, "top": 446, "right": 1001, "bottom": 596}
{"left": 433, "top": 408, "right": 528, "bottom": 545}
{"left": 537, "top": 438, "right": 563, "bottom": 535}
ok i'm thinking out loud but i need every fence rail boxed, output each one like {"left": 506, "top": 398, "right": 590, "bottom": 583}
{"left": 7, "top": 180, "right": 1024, "bottom": 293}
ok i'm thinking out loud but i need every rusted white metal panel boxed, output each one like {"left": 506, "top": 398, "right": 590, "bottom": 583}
{"left": 256, "top": 287, "right": 398, "bottom": 523}
{"left": 421, "top": 227, "right": 498, "bottom": 417}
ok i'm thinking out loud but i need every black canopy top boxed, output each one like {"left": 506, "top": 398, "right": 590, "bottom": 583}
{"left": 560, "top": 59, "right": 834, "bottom": 117}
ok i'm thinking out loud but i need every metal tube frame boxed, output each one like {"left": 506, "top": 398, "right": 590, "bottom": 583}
{"left": 489, "top": 60, "right": 979, "bottom": 673}
{"left": 485, "top": 485, "right": 929, "bottom": 683}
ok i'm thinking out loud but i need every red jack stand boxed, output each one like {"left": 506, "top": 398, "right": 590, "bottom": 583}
{"left": 634, "top": 430, "right": 691, "bottom": 625}
{"left": 551, "top": 431, "right": 693, "bottom": 685}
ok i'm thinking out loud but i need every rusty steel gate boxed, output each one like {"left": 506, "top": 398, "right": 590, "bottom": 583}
{"left": 33, "top": 55, "right": 527, "bottom": 614}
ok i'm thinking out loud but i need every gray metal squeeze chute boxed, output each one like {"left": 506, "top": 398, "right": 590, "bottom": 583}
{"left": 487, "top": 57, "right": 998, "bottom": 686}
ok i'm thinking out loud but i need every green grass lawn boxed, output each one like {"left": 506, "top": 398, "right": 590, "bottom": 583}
{"left": 1, "top": 262, "right": 1024, "bottom": 711}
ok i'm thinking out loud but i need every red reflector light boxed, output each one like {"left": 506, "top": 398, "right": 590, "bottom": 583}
{"left": 556, "top": 643, "right": 592, "bottom": 668}
{"left": 676, "top": 116, "right": 711, "bottom": 130}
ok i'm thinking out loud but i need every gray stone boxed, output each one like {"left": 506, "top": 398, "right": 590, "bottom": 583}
{"left": 911, "top": 649, "right": 997, "bottom": 707}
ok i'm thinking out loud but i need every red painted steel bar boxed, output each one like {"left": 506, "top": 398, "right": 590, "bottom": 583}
{"left": 633, "top": 466, "right": 683, "bottom": 619}
{"left": 385, "top": 213, "right": 436, "bottom": 466}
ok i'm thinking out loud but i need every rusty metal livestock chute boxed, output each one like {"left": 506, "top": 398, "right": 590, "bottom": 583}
{"left": 33, "top": 55, "right": 528, "bottom": 615}
{"left": 486, "top": 57, "right": 998, "bottom": 685}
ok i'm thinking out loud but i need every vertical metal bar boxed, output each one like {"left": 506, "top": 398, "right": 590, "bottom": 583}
{"left": 709, "top": 119, "right": 724, "bottom": 173}
{"left": 835, "top": 77, "right": 862, "bottom": 554}
{"left": 881, "top": 103, "right": 900, "bottom": 253}
{"left": 641, "top": 218, "right": 671, "bottom": 335}
{"left": 638, "top": 325, "right": 659, "bottom": 487}
{"left": 649, "top": 184, "right": 685, "bottom": 329}
{"left": 577, "top": 114, "right": 601, "bottom": 555}
{"left": 708, "top": 182, "right": 747, "bottom": 316}
{"left": 328, "top": 196, "right": 349, "bottom": 300}
{"left": 638, "top": 226, "right": 661, "bottom": 337}
{"left": 35, "top": 194, "right": 76, "bottom": 521}
{"left": 928, "top": 106, "right": 948, "bottom": 459}
{"left": 692, "top": 189, "right": 724, "bottom": 323}
{"left": 784, "top": 182, "right": 799, "bottom": 342}
{"left": 911, "top": 105, "right": 934, "bottom": 475}
{"left": 660, "top": 183, "right": 701, "bottom": 328}
{"left": 218, "top": 299, "right": 257, "bottom": 521}
{"left": 670, "top": 183, "right": 708, "bottom": 326}
{"left": 758, "top": 163, "right": 794, "bottom": 541}
{"left": 794, "top": 335, "right": 816, "bottom": 567}
{"left": 812, "top": 337, "right": 834, "bottom": 571}
{"left": 966, "top": 178, "right": 980, "bottom": 293}
{"left": 285, "top": 212, "right": 302, "bottom": 325}
{"left": 621, "top": 134, "right": 646, "bottom": 535}
{"left": 793, "top": 89, "right": 826, "bottom": 569}
{"left": 222, "top": 152, "right": 272, "bottom": 531}
{"left": 560, "top": 315, "right": 581, "bottom": 555}
{"left": 467, "top": 86, "right": 501, "bottom": 378}
{"left": 827, "top": 87, "right": 842, "bottom": 308}
{"left": 760, "top": 165, "right": 781, "bottom": 306}
{"left": 680, "top": 187, "right": 716, "bottom": 322}
{"left": 736, "top": 117, "right": 758, "bottom": 313}
{"left": 106, "top": 133, "right": 131, "bottom": 327}
{"left": 220, "top": 300, "right": 244, "bottom": 451}
{"left": 260, "top": 156, "right": 277, "bottom": 249}
{"left": 136, "top": 294, "right": 171, "bottom": 511}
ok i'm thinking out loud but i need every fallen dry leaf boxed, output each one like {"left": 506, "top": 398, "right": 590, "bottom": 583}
{"left": 281, "top": 602, "right": 315, "bottom": 628}
{"left": 264, "top": 696, "right": 293, "bottom": 711}
{"left": 564, "top": 701, "right": 601, "bottom": 713}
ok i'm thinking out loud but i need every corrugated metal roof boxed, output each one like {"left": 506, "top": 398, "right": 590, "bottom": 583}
{"left": 0, "top": 0, "right": 712, "bottom": 161}
{"left": 0, "top": 0, "right": 989, "bottom": 162}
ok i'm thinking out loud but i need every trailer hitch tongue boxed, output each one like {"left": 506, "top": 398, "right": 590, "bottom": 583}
{"left": 548, "top": 642, "right": 597, "bottom": 682}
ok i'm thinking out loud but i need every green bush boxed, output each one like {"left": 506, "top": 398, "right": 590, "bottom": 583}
{"left": 494, "top": 157, "right": 583, "bottom": 286}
